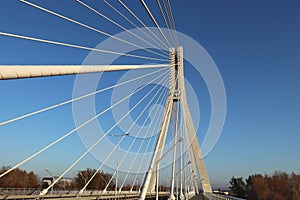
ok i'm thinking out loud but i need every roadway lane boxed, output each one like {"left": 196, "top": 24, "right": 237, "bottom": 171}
{"left": 189, "top": 194, "right": 206, "bottom": 200}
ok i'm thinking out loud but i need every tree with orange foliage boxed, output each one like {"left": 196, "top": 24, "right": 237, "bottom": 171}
{"left": 0, "top": 166, "right": 38, "bottom": 188}
{"left": 230, "top": 171, "right": 300, "bottom": 200}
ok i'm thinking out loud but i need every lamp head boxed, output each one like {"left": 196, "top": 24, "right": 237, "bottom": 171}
{"left": 178, "top": 136, "right": 184, "bottom": 142}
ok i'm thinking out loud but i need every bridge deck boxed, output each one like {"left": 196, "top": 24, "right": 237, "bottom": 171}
{"left": 189, "top": 194, "right": 207, "bottom": 200}
{"left": 0, "top": 193, "right": 169, "bottom": 200}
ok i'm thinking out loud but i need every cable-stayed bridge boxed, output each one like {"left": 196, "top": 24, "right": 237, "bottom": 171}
{"left": 0, "top": 1, "right": 238, "bottom": 200}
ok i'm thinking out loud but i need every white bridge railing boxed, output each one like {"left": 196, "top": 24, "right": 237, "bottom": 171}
{"left": 0, "top": 188, "right": 139, "bottom": 196}
{"left": 204, "top": 193, "right": 246, "bottom": 200}
{"left": 0, "top": 188, "right": 170, "bottom": 200}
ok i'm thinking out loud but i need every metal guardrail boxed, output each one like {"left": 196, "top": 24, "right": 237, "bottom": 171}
{"left": 0, "top": 194, "right": 140, "bottom": 200}
{"left": 0, "top": 188, "right": 136, "bottom": 196}
{"left": 204, "top": 192, "right": 246, "bottom": 200}
{"left": 0, "top": 188, "right": 42, "bottom": 196}
{"left": 0, "top": 188, "right": 169, "bottom": 200}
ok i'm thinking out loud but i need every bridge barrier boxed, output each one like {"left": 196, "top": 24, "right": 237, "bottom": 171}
{"left": 204, "top": 192, "right": 246, "bottom": 200}
{"left": 0, "top": 188, "right": 42, "bottom": 196}
{"left": 0, "top": 188, "right": 140, "bottom": 196}
{"left": 0, "top": 189, "right": 168, "bottom": 200}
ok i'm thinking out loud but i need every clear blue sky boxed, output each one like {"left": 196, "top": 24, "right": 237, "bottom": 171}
{"left": 0, "top": 0, "right": 300, "bottom": 189}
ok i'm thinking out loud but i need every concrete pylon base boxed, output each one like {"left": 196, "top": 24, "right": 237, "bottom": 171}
{"left": 179, "top": 194, "right": 185, "bottom": 200}
{"left": 168, "top": 194, "right": 176, "bottom": 200}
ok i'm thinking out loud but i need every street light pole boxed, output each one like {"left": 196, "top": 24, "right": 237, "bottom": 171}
{"left": 45, "top": 168, "right": 54, "bottom": 195}
{"left": 175, "top": 161, "right": 191, "bottom": 200}
{"left": 136, "top": 178, "right": 139, "bottom": 193}
{"left": 109, "top": 133, "right": 129, "bottom": 198}
{"left": 184, "top": 170, "right": 195, "bottom": 199}
{"left": 176, "top": 174, "right": 178, "bottom": 200}
{"left": 79, "top": 172, "right": 87, "bottom": 193}
{"left": 101, "top": 176, "right": 108, "bottom": 186}
{"left": 156, "top": 137, "right": 183, "bottom": 200}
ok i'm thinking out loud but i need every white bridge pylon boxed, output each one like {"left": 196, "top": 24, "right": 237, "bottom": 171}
{"left": 0, "top": 47, "right": 212, "bottom": 199}
{"left": 139, "top": 47, "right": 212, "bottom": 200}
{"left": 138, "top": 47, "right": 212, "bottom": 200}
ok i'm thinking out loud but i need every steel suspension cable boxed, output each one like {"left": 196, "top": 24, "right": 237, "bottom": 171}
{"left": 129, "top": 130, "right": 159, "bottom": 192}
{"left": 0, "top": 31, "right": 167, "bottom": 62}
{"left": 126, "top": 71, "right": 177, "bottom": 190}
{"left": 163, "top": 0, "right": 179, "bottom": 47}
{"left": 118, "top": 0, "right": 169, "bottom": 50}
{"left": 83, "top": 92, "right": 169, "bottom": 194}
{"left": 166, "top": 0, "right": 178, "bottom": 38}
{"left": 136, "top": 134, "right": 160, "bottom": 192}
{"left": 0, "top": 67, "right": 167, "bottom": 127}
{"left": 0, "top": 70, "right": 169, "bottom": 179}
{"left": 140, "top": 0, "right": 172, "bottom": 47}
{"left": 181, "top": 103, "right": 191, "bottom": 194}
{"left": 19, "top": 0, "right": 167, "bottom": 60}
{"left": 103, "top": 0, "right": 168, "bottom": 54}
{"left": 120, "top": 106, "right": 163, "bottom": 192}
{"left": 104, "top": 88, "right": 168, "bottom": 192}
{"left": 81, "top": 76, "right": 170, "bottom": 191}
{"left": 177, "top": 127, "right": 185, "bottom": 194}
{"left": 155, "top": 0, "right": 177, "bottom": 47}
{"left": 41, "top": 72, "right": 169, "bottom": 195}
{"left": 161, "top": 0, "right": 177, "bottom": 48}
{"left": 177, "top": 102, "right": 184, "bottom": 197}
{"left": 136, "top": 73, "right": 178, "bottom": 191}
{"left": 76, "top": 0, "right": 168, "bottom": 58}
{"left": 185, "top": 131, "right": 195, "bottom": 192}
{"left": 118, "top": 83, "right": 169, "bottom": 191}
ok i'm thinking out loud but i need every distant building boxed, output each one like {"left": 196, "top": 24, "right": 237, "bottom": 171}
{"left": 42, "top": 177, "right": 72, "bottom": 188}
{"left": 213, "top": 189, "right": 230, "bottom": 195}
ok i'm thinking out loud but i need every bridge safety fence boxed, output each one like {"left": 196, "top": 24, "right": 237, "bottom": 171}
{"left": 204, "top": 192, "right": 246, "bottom": 200}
